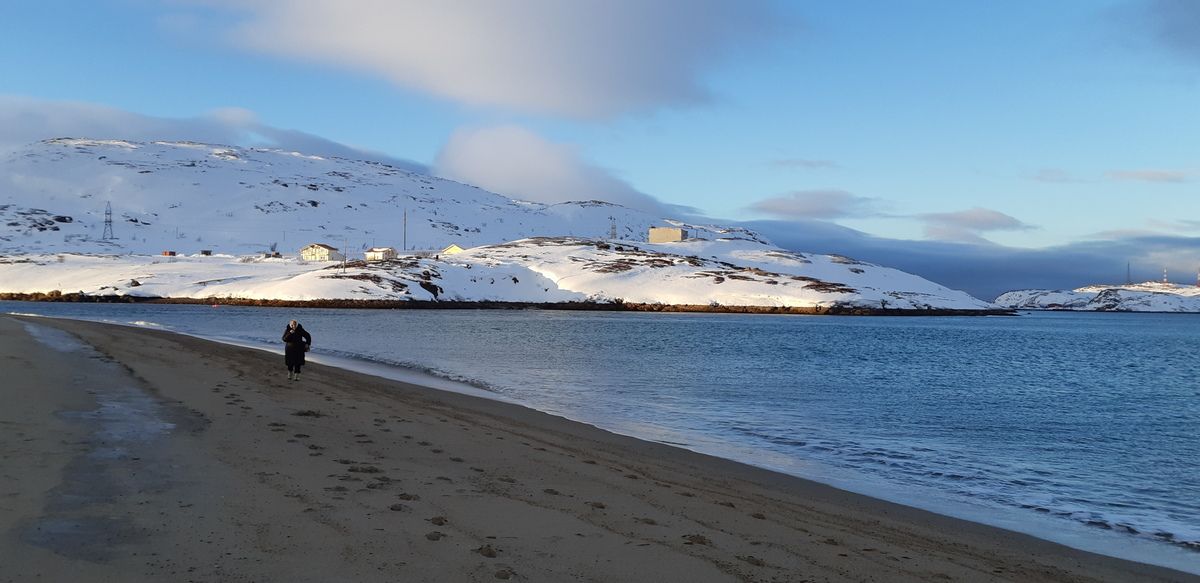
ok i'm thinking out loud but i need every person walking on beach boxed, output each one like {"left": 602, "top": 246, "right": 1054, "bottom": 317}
{"left": 282, "top": 320, "right": 312, "bottom": 381}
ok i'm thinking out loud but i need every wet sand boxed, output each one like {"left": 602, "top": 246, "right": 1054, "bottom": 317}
{"left": 1, "top": 314, "right": 1195, "bottom": 582}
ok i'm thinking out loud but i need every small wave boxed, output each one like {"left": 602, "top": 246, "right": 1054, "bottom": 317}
{"left": 314, "top": 348, "right": 507, "bottom": 396}
{"left": 128, "top": 320, "right": 166, "bottom": 328}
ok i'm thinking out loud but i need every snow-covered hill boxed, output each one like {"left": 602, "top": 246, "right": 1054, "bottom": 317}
{"left": 995, "top": 282, "right": 1200, "bottom": 312}
{"left": 0, "top": 138, "right": 994, "bottom": 311}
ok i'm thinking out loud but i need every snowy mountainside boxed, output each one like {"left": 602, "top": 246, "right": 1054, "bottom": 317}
{"left": 0, "top": 238, "right": 992, "bottom": 309}
{"left": 0, "top": 138, "right": 995, "bottom": 310}
{"left": 995, "top": 282, "right": 1200, "bottom": 312}
{"left": 2, "top": 138, "right": 741, "bottom": 255}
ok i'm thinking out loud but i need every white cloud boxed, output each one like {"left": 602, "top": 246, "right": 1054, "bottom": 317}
{"left": 918, "top": 207, "right": 1033, "bottom": 243}
{"left": 771, "top": 158, "right": 839, "bottom": 170}
{"left": 201, "top": 0, "right": 777, "bottom": 118}
{"left": 1106, "top": 169, "right": 1190, "bottom": 183}
{"left": 434, "top": 125, "right": 665, "bottom": 213}
{"left": 747, "top": 189, "right": 877, "bottom": 220}
{"left": 0, "top": 95, "right": 424, "bottom": 171}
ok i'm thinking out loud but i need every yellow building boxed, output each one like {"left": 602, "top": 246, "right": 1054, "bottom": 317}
{"left": 440, "top": 243, "right": 466, "bottom": 255}
{"left": 648, "top": 227, "right": 688, "bottom": 243}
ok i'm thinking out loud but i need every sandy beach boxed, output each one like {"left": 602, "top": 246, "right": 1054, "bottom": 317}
{"left": 1, "top": 315, "right": 1195, "bottom": 583}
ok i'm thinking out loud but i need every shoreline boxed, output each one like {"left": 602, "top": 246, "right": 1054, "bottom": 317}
{"left": 0, "top": 293, "right": 1016, "bottom": 316}
{"left": 2, "top": 315, "right": 1193, "bottom": 582}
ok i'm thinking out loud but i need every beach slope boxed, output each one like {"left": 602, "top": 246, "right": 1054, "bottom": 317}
{"left": 0, "top": 315, "right": 1193, "bottom": 582}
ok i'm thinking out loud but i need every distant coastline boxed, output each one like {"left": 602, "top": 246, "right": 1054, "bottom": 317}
{"left": 0, "top": 292, "right": 1015, "bottom": 316}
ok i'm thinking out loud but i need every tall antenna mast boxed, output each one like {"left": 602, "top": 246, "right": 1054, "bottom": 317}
{"left": 1163, "top": 267, "right": 1168, "bottom": 284}
{"left": 608, "top": 215, "right": 617, "bottom": 240}
{"left": 403, "top": 209, "right": 408, "bottom": 251}
{"left": 102, "top": 201, "right": 114, "bottom": 240}
{"left": 1126, "top": 261, "right": 1131, "bottom": 285}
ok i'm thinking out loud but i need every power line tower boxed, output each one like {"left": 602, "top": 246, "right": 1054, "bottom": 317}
{"left": 608, "top": 215, "right": 618, "bottom": 240}
{"left": 102, "top": 201, "right": 114, "bottom": 240}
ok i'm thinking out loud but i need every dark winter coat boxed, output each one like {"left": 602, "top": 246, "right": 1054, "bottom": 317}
{"left": 282, "top": 325, "right": 312, "bottom": 368}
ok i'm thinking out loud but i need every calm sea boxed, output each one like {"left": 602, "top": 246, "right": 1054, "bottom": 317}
{"left": 4, "top": 302, "right": 1198, "bottom": 573}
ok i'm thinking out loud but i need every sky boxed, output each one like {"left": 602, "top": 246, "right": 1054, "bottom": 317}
{"left": 1, "top": 0, "right": 1198, "bottom": 298}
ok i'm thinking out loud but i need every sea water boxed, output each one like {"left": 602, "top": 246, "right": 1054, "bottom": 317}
{"left": 4, "top": 302, "right": 1198, "bottom": 573}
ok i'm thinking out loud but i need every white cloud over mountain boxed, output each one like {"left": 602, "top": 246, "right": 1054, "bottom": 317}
{"left": 202, "top": 0, "right": 777, "bottom": 118}
{"left": 434, "top": 125, "right": 665, "bottom": 213}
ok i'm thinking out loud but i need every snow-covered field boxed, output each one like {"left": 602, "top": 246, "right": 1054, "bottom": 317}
{"left": 0, "top": 138, "right": 994, "bottom": 310}
{"left": 995, "top": 282, "right": 1200, "bottom": 312}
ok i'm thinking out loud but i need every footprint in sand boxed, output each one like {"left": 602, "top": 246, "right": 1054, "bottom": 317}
{"left": 449, "top": 457, "right": 464, "bottom": 463}
{"left": 717, "top": 501, "right": 736, "bottom": 508}
{"left": 418, "top": 441, "right": 432, "bottom": 446}
{"left": 425, "top": 531, "right": 445, "bottom": 541}
{"left": 388, "top": 503, "right": 408, "bottom": 512}
{"left": 543, "top": 488, "right": 560, "bottom": 495}
{"left": 750, "top": 512, "right": 766, "bottom": 520}
{"left": 294, "top": 433, "right": 310, "bottom": 438}
{"left": 431, "top": 449, "right": 444, "bottom": 453}
{"left": 494, "top": 568, "right": 515, "bottom": 580}
{"left": 635, "top": 517, "right": 658, "bottom": 525}
{"left": 587, "top": 501, "right": 606, "bottom": 509}
{"left": 397, "top": 493, "right": 421, "bottom": 501}
{"left": 736, "top": 555, "right": 766, "bottom": 567}
{"left": 475, "top": 544, "right": 499, "bottom": 558}
{"left": 682, "top": 534, "right": 711, "bottom": 546}
{"left": 427, "top": 516, "right": 448, "bottom": 526}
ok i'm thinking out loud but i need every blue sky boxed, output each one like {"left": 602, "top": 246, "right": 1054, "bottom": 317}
{"left": 2, "top": 0, "right": 1198, "bottom": 296}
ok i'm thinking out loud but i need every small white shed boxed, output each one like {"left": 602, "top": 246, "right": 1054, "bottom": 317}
{"left": 364, "top": 247, "right": 398, "bottom": 261}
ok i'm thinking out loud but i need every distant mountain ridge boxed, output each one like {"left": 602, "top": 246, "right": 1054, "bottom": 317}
{"left": 0, "top": 138, "right": 994, "bottom": 311}
{"left": 995, "top": 282, "right": 1200, "bottom": 312}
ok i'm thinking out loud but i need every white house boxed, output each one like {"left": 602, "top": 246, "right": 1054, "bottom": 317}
{"left": 364, "top": 246, "right": 398, "bottom": 261}
{"left": 648, "top": 227, "right": 688, "bottom": 243}
{"left": 300, "top": 243, "right": 345, "bottom": 262}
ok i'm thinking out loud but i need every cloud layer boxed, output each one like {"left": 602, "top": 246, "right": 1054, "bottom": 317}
{"left": 434, "top": 125, "right": 665, "bottom": 213}
{"left": 918, "top": 207, "right": 1033, "bottom": 243}
{"left": 740, "top": 218, "right": 1200, "bottom": 299}
{"left": 1142, "top": 0, "right": 1200, "bottom": 63}
{"left": 0, "top": 95, "right": 425, "bottom": 171}
{"left": 206, "top": 0, "right": 776, "bottom": 118}
{"left": 1106, "top": 169, "right": 1190, "bottom": 183}
{"left": 747, "top": 189, "right": 877, "bottom": 220}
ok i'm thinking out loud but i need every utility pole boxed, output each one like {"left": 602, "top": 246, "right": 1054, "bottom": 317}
{"left": 403, "top": 209, "right": 408, "bottom": 251}
{"left": 1126, "top": 261, "right": 1131, "bottom": 285}
{"left": 1163, "top": 267, "right": 1168, "bottom": 284}
{"left": 608, "top": 215, "right": 617, "bottom": 240}
{"left": 102, "top": 201, "right": 114, "bottom": 240}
